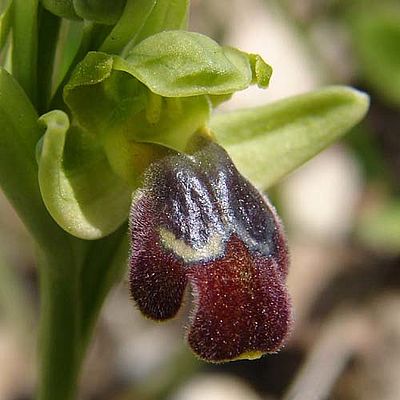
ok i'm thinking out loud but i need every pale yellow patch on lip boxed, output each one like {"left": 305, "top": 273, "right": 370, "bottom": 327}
{"left": 159, "top": 227, "right": 224, "bottom": 263}
{"left": 234, "top": 351, "right": 264, "bottom": 361}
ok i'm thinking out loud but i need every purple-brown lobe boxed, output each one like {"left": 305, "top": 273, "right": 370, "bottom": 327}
{"left": 129, "top": 141, "right": 292, "bottom": 362}
{"left": 129, "top": 191, "right": 187, "bottom": 320}
{"left": 187, "top": 235, "right": 291, "bottom": 362}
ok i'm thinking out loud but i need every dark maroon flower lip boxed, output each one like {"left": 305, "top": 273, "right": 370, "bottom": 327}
{"left": 186, "top": 235, "right": 292, "bottom": 362}
{"left": 129, "top": 141, "right": 292, "bottom": 362}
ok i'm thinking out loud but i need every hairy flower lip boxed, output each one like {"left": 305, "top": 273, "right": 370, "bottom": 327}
{"left": 185, "top": 234, "right": 292, "bottom": 362}
{"left": 129, "top": 141, "right": 292, "bottom": 362}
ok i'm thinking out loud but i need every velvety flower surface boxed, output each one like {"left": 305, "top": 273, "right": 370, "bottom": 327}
{"left": 129, "top": 141, "right": 292, "bottom": 362}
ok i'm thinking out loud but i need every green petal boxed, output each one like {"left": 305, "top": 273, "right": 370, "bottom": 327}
{"left": 211, "top": 86, "right": 370, "bottom": 189}
{"left": 38, "top": 110, "right": 132, "bottom": 240}
{"left": 118, "top": 95, "right": 211, "bottom": 151}
{"left": 247, "top": 52, "right": 273, "bottom": 88}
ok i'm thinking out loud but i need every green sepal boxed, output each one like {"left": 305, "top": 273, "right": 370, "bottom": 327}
{"left": 123, "top": 31, "right": 255, "bottom": 97}
{"left": 211, "top": 86, "right": 370, "bottom": 189}
{"left": 38, "top": 110, "right": 132, "bottom": 240}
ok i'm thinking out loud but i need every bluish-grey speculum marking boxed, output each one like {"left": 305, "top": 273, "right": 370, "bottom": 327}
{"left": 146, "top": 142, "right": 279, "bottom": 262}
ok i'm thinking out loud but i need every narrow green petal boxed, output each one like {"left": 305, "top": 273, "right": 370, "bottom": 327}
{"left": 38, "top": 110, "right": 132, "bottom": 240}
{"left": 247, "top": 53, "right": 273, "bottom": 88}
{"left": 211, "top": 86, "right": 370, "bottom": 189}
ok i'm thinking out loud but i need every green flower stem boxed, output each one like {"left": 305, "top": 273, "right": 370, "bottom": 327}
{"left": 35, "top": 220, "right": 128, "bottom": 400}
{"left": 37, "top": 225, "right": 127, "bottom": 400}
{"left": 37, "top": 6, "right": 61, "bottom": 114}
{"left": 12, "top": 0, "right": 39, "bottom": 106}
{"left": 79, "top": 226, "right": 128, "bottom": 350}
{"left": 37, "top": 237, "right": 82, "bottom": 400}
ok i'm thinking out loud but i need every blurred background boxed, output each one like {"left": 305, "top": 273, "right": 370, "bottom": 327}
{"left": 1, "top": 0, "right": 399, "bottom": 399}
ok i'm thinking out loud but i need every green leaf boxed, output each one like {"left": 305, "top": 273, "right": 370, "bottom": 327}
{"left": 122, "top": 31, "right": 254, "bottom": 97}
{"left": 100, "top": 0, "right": 189, "bottom": 55}
{"left": 99, "top": 0, "right": 156, "bottom": 54}
{"left": 38, "top": 110, "right": 132, "bottom": 240}
{"left": 0, "top": 0, "right": 12, "bottom": 51}
{"left": 41, "top": 0, "right": 79, "bottom": 19}
{"left": 12, "top": 0, "right": 39, "bottom": 105}
{"left": 349, "top": 6, "right": 400, "bottom": 105}
{"left": 0, "top": 68, "right": 65, "bottom": 248}
{"left": 123, "top": 0, "right": 189, "bottom": 51}
{"left": 211, "top": 86, "right": 370, "bottom": 189}
{"left": 73, "top": 0, "right": 125, "bottom": 25}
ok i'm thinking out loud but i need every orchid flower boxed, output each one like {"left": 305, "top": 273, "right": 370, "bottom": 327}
{"left": 0, "top": 0, "right": 369, "bottom": 398}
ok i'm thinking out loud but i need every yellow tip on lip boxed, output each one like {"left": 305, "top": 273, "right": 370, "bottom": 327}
{"left": 234, "top": 351, "right": 264, "bottom": 361}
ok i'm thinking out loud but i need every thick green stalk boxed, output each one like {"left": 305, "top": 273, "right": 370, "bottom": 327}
{"left": 79, "top": 227, "right": 128, "bottom": 351}
{"left": 37, "top": 238, "right": 82, "bottom": 400}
